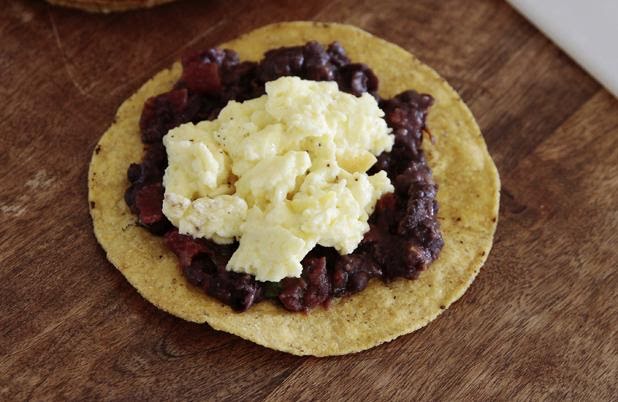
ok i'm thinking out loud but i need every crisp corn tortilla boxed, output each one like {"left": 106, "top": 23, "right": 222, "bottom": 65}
{"left": 46, "top": 0, "right": 175, "bottom": 12}
{"left": 88, "top": 22, "right": 500, "bottom": 356}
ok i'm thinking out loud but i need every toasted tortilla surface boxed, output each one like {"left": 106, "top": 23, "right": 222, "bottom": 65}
{"left": 88, "top": 22, "right": 500, "bottom": 356}
{"left": 47, "top": 0, "right": 174, "bottom": 12}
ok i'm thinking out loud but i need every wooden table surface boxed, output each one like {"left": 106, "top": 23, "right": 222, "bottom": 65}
{"left": 1, "top": 0, "right": 617, "bottom": 400}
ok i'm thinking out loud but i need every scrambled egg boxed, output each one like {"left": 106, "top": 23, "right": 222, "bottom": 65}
{"left": 162, "top": 76, "right": 393, "bottom": 281}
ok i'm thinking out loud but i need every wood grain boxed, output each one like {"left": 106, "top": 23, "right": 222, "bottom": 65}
{"left": 1, "top": 0, "right": 616, "bottom": 400}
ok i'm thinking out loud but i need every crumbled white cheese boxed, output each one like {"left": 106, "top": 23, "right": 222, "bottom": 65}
{"left": 162, "top": 76, "right": 394, "bottom": 281}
